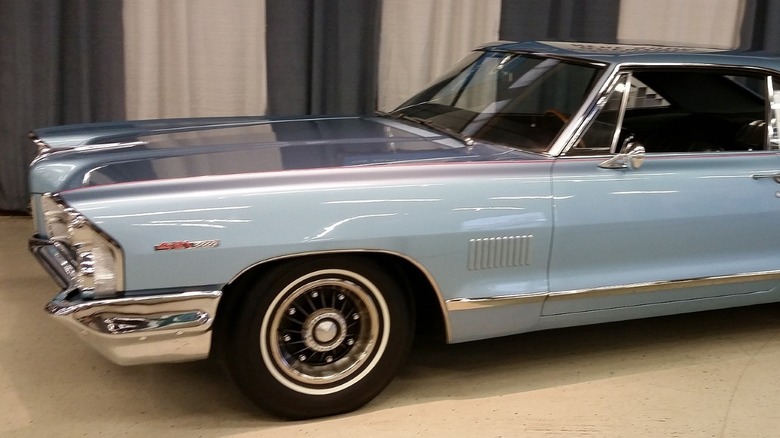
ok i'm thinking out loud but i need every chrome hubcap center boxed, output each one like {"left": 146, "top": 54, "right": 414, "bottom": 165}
{"left": 314, "top": 320, "right": 338, "bottom": 343}
{"left": 302, "top": 310, "right": 348, "bottom": 352}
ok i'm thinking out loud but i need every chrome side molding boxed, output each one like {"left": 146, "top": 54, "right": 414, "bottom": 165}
{"left": 446, "top": 269, "right": 780, "bottom": 312}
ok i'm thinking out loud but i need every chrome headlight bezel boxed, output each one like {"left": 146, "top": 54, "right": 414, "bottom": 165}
{"left": 40, "top": 193, "right": 125, "bottom": 298}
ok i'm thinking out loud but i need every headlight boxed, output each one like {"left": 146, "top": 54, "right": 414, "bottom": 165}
{"left": 41, "top": 195, "right": 72, "bottom": 242}
{"left": 41, "top": 194, "right": 124, "bottom": 298}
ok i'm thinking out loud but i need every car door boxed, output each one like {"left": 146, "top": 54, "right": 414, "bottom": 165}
{"left": 543, "top": 69, "right": 780, "bottom": 317}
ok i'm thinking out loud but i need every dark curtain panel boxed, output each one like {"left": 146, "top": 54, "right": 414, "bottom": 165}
{"left": 499, "top": 0, "right": 620, "bottom": 43}
{"left": 265, "top": 0, "right": 382, "bottom": 116}
{"left": 741, "top": 0, "right": 780, "bottom": 50}
{"left": 0, "top": 0, "right": 125, "bottom": 212}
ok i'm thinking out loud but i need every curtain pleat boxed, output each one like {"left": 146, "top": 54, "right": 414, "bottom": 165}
{"left": 0, "top": 0, "right": 125, "bottom": 212}
{"left": 618, "top": 0, "right": 744, "bottom": 49}
{"left": 499, "top": 0, "right": 620, "bottom": 43}
{"left": 741, "top": 0, "right": 780, "bottom": 51}
{"left": 377, "top": 0, "right": 501, "bottom": 111}
{"left": 123, "top": 0, "right": 267, "bottom": 119}
{"left": 265, "top": 0, "right": 382, "bottom": 116}
{"left": 2, "top": 0, "right": 778, "bottom": 212}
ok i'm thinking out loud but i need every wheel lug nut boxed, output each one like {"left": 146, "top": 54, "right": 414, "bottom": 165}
{"left": 288, "top": 308, "right": 296, "bottom": 315}
{"left": 352, "top": 313, "right": 360, "bottom": 320}
{"left": 283, "top": 335, "right": 291, "bottom": 342}
{"left": 311, "top": 291, "right": 319, "bottom": 298}
{"left": 299, "top": 355, "right": 307, "bottom": 361}
{"left": 337, "top": 294, "right": 345, "bottom": 301}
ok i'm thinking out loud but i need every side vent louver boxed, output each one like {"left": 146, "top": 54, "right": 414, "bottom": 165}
{"left": 468, "top": 235, "right": 532, "bottom": 270}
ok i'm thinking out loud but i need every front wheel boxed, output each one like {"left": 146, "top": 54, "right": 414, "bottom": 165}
{"left": 226, "top": 257, "right": 413, "bottom": 419}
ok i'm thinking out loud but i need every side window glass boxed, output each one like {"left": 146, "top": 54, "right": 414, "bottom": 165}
{"left": 625, "top": 78, "right": 669, "bottom": 110}
{"left": 568, "top": 69, "right": 773, "bottom": 157}
{"left": 612, "top": 70, "right": 765, "bottom": 154}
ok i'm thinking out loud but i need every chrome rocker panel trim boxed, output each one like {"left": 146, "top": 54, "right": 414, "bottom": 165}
{"left": 46, "top": 290, "right": 222, "bottom": 366}
{"left": 445, "top": 269, "right": 780, "bottom": 311}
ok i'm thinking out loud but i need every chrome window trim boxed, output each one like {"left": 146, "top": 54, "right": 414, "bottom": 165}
{"left": 768, "top": 76, "right": 779, "bottom": 149}
{"left": 445, "top": 269, "right": 780, "bottom": 312}
{"left": 548, "top": 64, "right": 620, "bottom": 157}
{"left": 610, "top": 72, "right": 633, "bottom": 153}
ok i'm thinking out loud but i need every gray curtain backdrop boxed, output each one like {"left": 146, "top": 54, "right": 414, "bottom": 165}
{"left": 499, "top": 0, "right": 621, "bottom": 42}
{"left": 265, "top": 0, "right": 382, "bottom": 116}
{"left": 3, "top": 1, "right": 780, "bottom": 212}
{"left": 0, "top": 0, "right": 125, "bottom": 212}
{"left": 741, "top": 0, "right": 780, "bottom": 51}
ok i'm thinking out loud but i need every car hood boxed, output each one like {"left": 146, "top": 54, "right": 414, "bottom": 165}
{"left": 29, "top": 115, "right": 536, "bottom": 194}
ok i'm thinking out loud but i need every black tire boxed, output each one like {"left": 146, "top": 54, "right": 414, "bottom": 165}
{"left": 225, "top": 256, "right": 413, "bottom": 419}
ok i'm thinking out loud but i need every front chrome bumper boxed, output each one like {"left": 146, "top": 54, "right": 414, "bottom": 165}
{"left": 30, "top": 236, "right": 222, "bottom": 365}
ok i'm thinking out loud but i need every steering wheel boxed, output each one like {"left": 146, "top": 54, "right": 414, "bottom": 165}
{"left": 544, "top": 109, "right": 587, "bottom": 150}
{"left": 544, "top": 109, "right": 570, "bottom": 124}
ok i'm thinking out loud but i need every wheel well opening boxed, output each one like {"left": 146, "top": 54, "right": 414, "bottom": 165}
{"left": 210, "top": 252, "right": 448, "bottom": 361}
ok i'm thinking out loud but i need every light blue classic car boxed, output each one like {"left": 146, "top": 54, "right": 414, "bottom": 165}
{"left": 28, "top": 41, "right": 780, "bottom": 418}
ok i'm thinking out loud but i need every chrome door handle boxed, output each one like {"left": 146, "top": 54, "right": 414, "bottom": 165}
{"left": 751, "top": 173, "right": 780, "bottom": 182}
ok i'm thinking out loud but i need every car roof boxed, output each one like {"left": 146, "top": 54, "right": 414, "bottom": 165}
{"left": 483, "top": 41, "right": 780, "bottom": 72}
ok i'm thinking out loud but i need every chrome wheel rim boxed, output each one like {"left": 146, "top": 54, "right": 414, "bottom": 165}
{"left": 261, "top": 269, "right": 389, "bottom": 394}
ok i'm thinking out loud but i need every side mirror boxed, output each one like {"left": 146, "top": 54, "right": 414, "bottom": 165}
{"left": 599, "top": 141, "right": 645, "bottom": 169}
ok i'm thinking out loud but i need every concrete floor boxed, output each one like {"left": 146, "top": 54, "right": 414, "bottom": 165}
{"left": 3, "top": 215, "right": 780, "bottom": 437}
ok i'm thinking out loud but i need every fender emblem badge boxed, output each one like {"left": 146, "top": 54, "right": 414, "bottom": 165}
{"left": 154, "top": 240, "right": 220, "bottom": 251}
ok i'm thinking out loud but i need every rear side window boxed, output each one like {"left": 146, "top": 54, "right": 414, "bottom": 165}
{"left": 571, "top": 68, "right": 772, "bottom": 155}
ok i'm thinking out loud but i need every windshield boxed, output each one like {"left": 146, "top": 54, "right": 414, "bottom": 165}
{"left": 390, "top": 51, "right": 604, "bottom": 153}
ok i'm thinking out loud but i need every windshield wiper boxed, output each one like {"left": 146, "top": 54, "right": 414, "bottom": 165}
{"left": 377, "top": 111, "right": 475, "bottom": 146}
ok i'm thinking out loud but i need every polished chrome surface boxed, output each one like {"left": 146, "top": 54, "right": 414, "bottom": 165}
{"left": 82, "top": 310, "right": 211, "bottom": 335}
{"left": 28, "top": 131, "right": 52, "bottom": 165}
{"left": 751, "top": 173, "right": 780, "bottom": 183}
{"left": 626, "top": 144, "right": 645, "bottom": 169}
{"left": 266, "top": 277, "right": 380, "bottom": 384}
{"left": 154, "top": 239, "right": 221, "bottom": 251}
{"left": 446, "top": 292, "right": 547, "bottom": 311}
{"left": 45, "top": 290, "right": 221, "bottom": 365}
{"left": 446, "top": 269, "right": 780, "bottom": 312}
{"left": 598, "top": 143, "right": 645, "bottom": 169}
{"left": 302, "top": 309, "right": 348, "bottom": 353}
{"left": 35, "top": 194, "right": 125, "bottom": 298}
{"left": 468, "top": 235, "right": 532, "bottom": 270}
{"left": 608, "top": 74, "right": 632, "bottom": 153}
{"left": 28, "top": 237, "right": 77, "bottom": 289}
{"left": 261, "top": 270, "right": 389, "bottom": 395}
{"left": 547, "top": 270, "right": 780, "bottom": 300}
{"left": 549, "top": 64, "right": 619, "bottom": 157}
